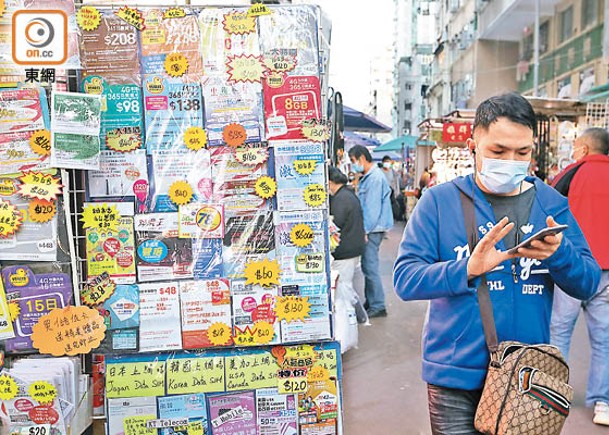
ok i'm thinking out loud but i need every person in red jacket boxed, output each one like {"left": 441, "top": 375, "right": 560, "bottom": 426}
{"left": 551, "top": 127, "right": 609, "bottom": 426}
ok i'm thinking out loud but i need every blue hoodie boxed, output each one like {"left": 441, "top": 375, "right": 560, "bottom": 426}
{"left": 393, "top": 174, "right": 601, "bottom": 390}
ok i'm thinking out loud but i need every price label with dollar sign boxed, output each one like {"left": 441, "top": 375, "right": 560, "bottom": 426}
{"left": 207, "top": 322, "right": 232, "bottom": 346}
{"left": 254, "top": 176, "right": 277, "bottom": 199}
{"left": 244, "top": 258, "right": 281, "bottom": 287}
{"left": 275, "top": 296, "right": 311, "bottom": 323}
{"left": 29, "top": 130, "right": 51, "bottom": 157}
{"left": 222, "top": 123, "right": 247, "bottom": 148}
{"left": 28, "top": 199, "right": 57, "bottom": 223}
{"left": 165, "top": 52, "right": 189, "bottom": 78}
{"left": 303, "top": 184, "right": 327, "bottom": 208}
{"left": 168, "top": 180, "right": 193, "bottom": 206}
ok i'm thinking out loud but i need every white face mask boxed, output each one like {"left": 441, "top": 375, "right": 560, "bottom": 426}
{"left": 478, "top": 157, "right": 529, "bottom": 194}
{"left": 383, "top": 162, "right": 391, "bottom": 169}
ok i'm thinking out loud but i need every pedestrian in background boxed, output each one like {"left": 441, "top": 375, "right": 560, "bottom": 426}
{"left": 551, "top": 127, "right": 609, "bottom": 426}
{"left": 393, "top": 93, "right": 600, "bottom": 434}
{"left": 382, "top": 155, "right": 405, "bottom": 221}
{"left": 348, "top": 145, "right": 394, "bottom": 318}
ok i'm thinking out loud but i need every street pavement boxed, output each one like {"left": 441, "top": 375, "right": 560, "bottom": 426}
{"left": 343, "top": 222, "right": 608, "bottom": 434}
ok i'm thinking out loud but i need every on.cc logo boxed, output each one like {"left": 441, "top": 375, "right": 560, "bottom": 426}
{"left": 12, "top": 10, "right": 68, "bottom": 65}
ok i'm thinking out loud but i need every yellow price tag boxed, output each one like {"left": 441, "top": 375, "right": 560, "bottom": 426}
{"left": 244, "top": 258, "right": 281, "bottom": 287}
{"left": 106, "top": 130, "right": 142, "bottom": 153}
{"left": 295, "top": 253, "right": 324, "bottom": 273}
{"left": 301, "top": 119, "right": 331, "bottom": 143}
{"left": 81, "top": 203, "right": 120, "bottom": 233}
{"left": 294, "top": 159, "right": 317, "bottom": 176}
{"left": 0, "top": 374, "right": 18, "bottom": 401}
{"left": 207, "top": 322, "right": 232, "bottom": 347}
{"left": 28, "top": 381, "right": 57, "bottom": 405}
{"left": 222, "top": 11, "right": 256, "bottom": 35}
{"left": 184, "top": 127, "right": 207, "bottom": 151}
{"left": 115, "top": 6, "right": 145, "bottom": 30}
{"left": 29, "top": 130, "right": 51, "bottom": 157}
{"left": 275, "top": 296, "right": 311, "bottom": 323}
{"left": 303, "top": 184, "right": 327, "bottom": 208}
{"left": 77, "top": 6, "right": 102, "bottom": 31}
{"left": 248, "top": 3, "right": 273, "bottom": 16}
{"left": 0, "top": 1, "right": 5, "bottom": 19}
{"left": 28, "top": 199, "right": 57, "bottom": 223}
{"left": 124, "top": 415, "right": 157, "bottom": 435}
{"left": 290, "top": 223, "right": 314, "bottom": 247}
{"left": 165, "top": 52, "right": 189, "bottom": 78}
{"left": 277, "top": 368, "right": 308, "bottom": 394}
{"left": 18, "top": 172, "right": 62, "bottom": 202}
{"left": 254, "top": 176, "right": 277, "bottom": 199}
{"left": 227, "top": 54, "right": 266, "bottom": 84}
{"left": 168, "top": 181, "right": 193, "bottom": 206}
{"left": 163, "top": 7, "right": 186, "bottom": 19}
{"left": 81, "top": 272, "right": 117, "bottom": 306}
{"left": 0, "top": 179, "right": 15, "bottom": 197}
{"left": 253, "top": 321, "right": 275, "bottom": 344}
{"left": 0, "top": 199, "right": 22, "bottom": 238}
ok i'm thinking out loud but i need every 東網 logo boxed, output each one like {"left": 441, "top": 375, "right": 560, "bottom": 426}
{"left": 12, "top": 10, "right": 68, "bottom": 65}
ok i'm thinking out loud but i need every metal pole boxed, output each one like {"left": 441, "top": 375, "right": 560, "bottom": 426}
{"left": 533, "top": 0, "right": 540, "bottom": 96}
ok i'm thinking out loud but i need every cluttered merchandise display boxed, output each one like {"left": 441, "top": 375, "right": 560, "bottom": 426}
{"left": 0, "top": 3, "right": 342, "bottom": 435}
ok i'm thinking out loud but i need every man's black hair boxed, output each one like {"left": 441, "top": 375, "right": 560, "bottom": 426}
{"left": 348, "top": 145, "right": 373, "bottom": 162}
{"left": 473, "top": 92, "right": 537, "bottom": 137}
{"left": 582, "top": 127, "right": 609, "bottom": 155}
{"left": 328, "top": 166, "right": 348, "bottom": 185}
{"left": 382, "top": 155, "right": 392, "bottom": 162}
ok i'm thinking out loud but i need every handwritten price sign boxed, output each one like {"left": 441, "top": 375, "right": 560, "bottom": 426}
{"left": 81, "top": 203, "right": 120, "bottom": 232}
{"left": 303, "top": 184, "right": 327, "bottom": 207}
{"left": 234, "top": 146, "right": 268, "bottom": 166}
{"left": 164, "top": 52, "right": 189, "bottom": 78}
{"left": 244, "top": 258, "right": 280, "bottom": 287}
{"left": 184, "top": 127, "right": 207, "bottom": 151}
{"left": 115, "top": 6, "right": 145, "bottom": 30}
{"left": 18, "top": 172, "right": 62, "bottom": 202}
{"left": 301, "top": 119, "right": 330, "bottom": 143}
{"left": 222, "top": 123, "right": 247, "bottom": 148}
{"left": 168, "top": 181, "right": 193, "bottom": 206}
{"left": 28, "top": 199, "right": 56, "bottom": 223}
{"left": 290, "top": 223, "right": 314, "bottom": 247}
{"left": 254, "top": 176, "right": 277, "bottom": 199}
{"left": 275, "top": 296, "right": 311, "bottom": 323}
{"left": 227, "top": 54, "right": 266, "bottom": 84}
{"left": 163, "top": 7, "right": 186, "bottom": 19}
{"left": 81, "top": 272, "right": 116, "bottom": 306}
{"left": 233, "top": 321, "right": 275, "bottom": 346}
{"left": 77, "top": 6, "right": 102, "bottom": 31}
{"left": 29, "top": 130, "right": 51, "bottom": 156}
{"left": 293, "top": 159, "right": 317, "bottom": 176}
{"left": 278, "top": 368, "right": 308, "bottom": 394}
{"left": 28, "top": 381, "right": 57, "bottom": 405}
{"left": 222, "top": 11, "right": 256, "bottom": 35}
{"left": 207, "top": 322, "right": 232, "bottom": 346}
{"left": 0, "top": 199, "right": 23, "bottom": 238}
{"left": 0, "top": 374, "right": 18, "bottom": 400}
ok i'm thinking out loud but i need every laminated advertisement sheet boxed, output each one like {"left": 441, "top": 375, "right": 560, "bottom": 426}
{"left": 158, "top": 393, "right": 209, "bottom": 435}
{"left": 0, "top": 87, "right": 48, "bottom": 134}
{"left": 135, "top": 213, "right": 194, "bottom": 282}
{"left": 208, "top": 391, "right": 257, "bottom": 435}
{"left": 99, "top": 284, "right": 140, "bottom": 352}
{"left": 192, "top": 238, "right": 223, "bottom": 280}
{"left": 3, "top": 265, "right": 73, "bottom": 352}
{"left": 87, "top": 150, "right": 149, "bottom": 204}
{"left": 85, "top": 202, "right": 136, "bottom": 285}
{"left": 143, "top": 77, "right": 203, "bottom": 154}
{"left": 231, "top": 280, "right": 280, "bottom": 346}
{"left": 107, "top": 396, "right": 158, "bottom": 435}
{"left": 140, "top": 9, "right": 203, "bottom": 83}
{"left": 51, "top": 91, "right": 103, "bottom": 170}
{"left": 258, "top": 5, "right": 320, "bottom": 78}
{"left": 0, "top": 131, "right": 50, "bottom": 175}
{"left": 180, "top": 279, "right": 232, "bottom": 349}
{"left": 139, "top": 281, "right": 183, "bottom": 352}
{"left": 298, "top": 379, "right": 339, "bottom": 435}
{"left": 263, "top": 76, "right": 321, "bottom": 141}
{"left": 0, "top": 2, "right": 25, "bottom": 87}
{"left": 0, "top": 278, "right": 14, "bottom": 340}
{"left": 149, "top": 148, "right": 212, "bottom": 212}
{"left": 178, "top": 203, "right": 224, "bottom": 239}
{"left": 274, "top": 141, "right": 326, "bottom": 211}
{"left": 256, "top": 388, "right": 298, "bottom": 435}
{"left": 79, "top": 10, "right": 142, "bottom": 85}
{"left": 82, "top": 77, "right": 144, "bottom": 151}
{"left": 280, "top": 283, "right": 331, "bottom": 343}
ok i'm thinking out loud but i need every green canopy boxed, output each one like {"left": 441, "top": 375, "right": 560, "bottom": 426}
{"left": 373, "top": 135, "right": 435, "bottom": 153}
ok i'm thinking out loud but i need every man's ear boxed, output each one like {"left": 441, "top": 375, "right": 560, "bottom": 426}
{"left": 466, "top": 138, "right": 476, "bottom": 153}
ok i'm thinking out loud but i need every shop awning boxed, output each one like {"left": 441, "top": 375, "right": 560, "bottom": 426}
{"left": 343, "top": 106, "right": 392, "bottom": 133}
{"left": 373, "top": 135, "right": 435, "bottom": 153}
{"left": 343, "top": 131, "right": 382, "bottom": 147}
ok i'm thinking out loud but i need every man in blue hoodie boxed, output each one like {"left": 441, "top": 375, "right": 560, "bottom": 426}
{"left": 393, "top": 93, "right": 601, "bottom": 434}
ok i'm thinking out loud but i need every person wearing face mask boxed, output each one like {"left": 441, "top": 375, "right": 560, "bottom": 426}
{"left": 393, "top": 92, "right": 601, "bottom": 434}
{"left": 348, "top": 145, "right": 394, "bottom": 318}
{"left": 382, "top": 155, "right": 405, "bottom": 221}
{"left": 550, "top": 128, "right": 609, "bottom": 426}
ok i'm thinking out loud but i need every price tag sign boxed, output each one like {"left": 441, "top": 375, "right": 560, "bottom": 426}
{"left": 234, "top": 146, "right": 268, "bottom": 166}
{"left": 28, "top": 199, "right": 57, "bottom": 223}
{"left": 222, "top": 11, "right": 256, "bottom": 35}
{"left": 106, "top": 130, "right": 142, "bottom": 153}
{"left": 275, "top": 296, "right": 311, "bottom": 323}
{"left": 163, "top": 7, "right": 186, "bottom": 19}
{"left": 81, "top": 203, "right": 120, "bottom": 233}
{"left": 233, "top": 321, "right": 275, "bottom": 346}
{"left": 0, "top": 1, "right": 5, "bottom": 19}
{"left": 168, "top": 181, "right": 193, "bottom": 206}
{"left": 244, "top": 258, "right": 281, "bottom": 287}
{"left": 248, "top": 3, "right": 273, "bottom": 16}
{"left": 207, "top": 322, "right": 232, "bottom": 346}
{"left": 28, "top": 381, "right": 57, "bottom": 405}
{"left": 0, "top": 199, "right": 23, "bottom": 238}
{"left": 0, "top": 374, "right": 18, "bottom": 400}
{"left": 18, "top": 172, "right": 62, "bottom": 202}
{"left": 290, "top": 223, "right": 314, "bottom": 247}
{"left": 263, "top": 50, "right": 297, "bottom": 74}
{"left": 227, "top": 55, "right": 266, "bottom": 84}
{"left": 303, "top": 184, "right": 327, "bottom": 208}
{"left": 295, "top": 253, "right": 324, "bottom": 273}
{"left": 164, "top": 52, "right": 189, "bottom": 78}
{"left": 31, "top": 305, "right": 106, "bottom": 356}
{"left": 115, "top": 6, "right": 145, "bottom": 30}
{"left": 77, "top": 6, "right": 101, "bottom": 31}
{"left": 277, "top": 368, "right": 308, "bottom": 394}
{"left": 81, "top": 272, "right": 116, "bottom": 306}
{"left": 254, "top": 176, "right": 277, "bottom": 199}
{"left": 307, "top": 366, "right": 330, "bottom": 382}
{"left": 184, "top": 127, "right": 207, "bottom": 151}
{"left": 29, "top": 130, "right": 51, "bottom": 157}
{"left": 294, "top": 159, "right": 317, "bottom": 176}
{"left": 19, "top": 425, "right": 51, "bottom": 435}
{"left": 301, "top": 119, "right": 331, "bottom": 142}
{"left": 222, "top": 123, "right": 247, "bottom": 148}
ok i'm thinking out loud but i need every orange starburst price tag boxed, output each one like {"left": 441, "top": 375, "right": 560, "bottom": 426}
{"left": 29, "top": 130, "right": 51, "bottom": 156}
{"left": 29, "top": 199, "right": 57, "bottom": 223}
{"left": 17, "top": 172, "right": 62, "bottom": 202}
{"left": 207, "top": 322, "right": 232, "bottom": 346}
{"left": 244, "top": 258, "right": 281, "bottom": 287}
{"left": 168, "top": 180, "right": 193, "bottom": 206}
{"left": 222, "top": 123, "right": 247, "bottom": 148}
{"left": 275, "top": 296, "right": 311, "bottom": 323}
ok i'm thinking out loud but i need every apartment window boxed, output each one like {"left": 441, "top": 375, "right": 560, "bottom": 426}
{"left": 582, "top": 0, "right": 598, "bottom": 29}
{"left": 404, "top": 102, "right": 412, "bottom": 111}
{"left": 559, "top": 7, "right": 573, "bottom": 43}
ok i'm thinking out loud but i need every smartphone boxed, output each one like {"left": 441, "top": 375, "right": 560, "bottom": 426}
{"left": 507, "top": 224, "right": 569, "bottom": 254}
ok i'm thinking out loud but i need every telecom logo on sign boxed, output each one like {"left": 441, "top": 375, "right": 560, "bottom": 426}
{"left": 12, "top": 10, "right": 68, "bottom": 65}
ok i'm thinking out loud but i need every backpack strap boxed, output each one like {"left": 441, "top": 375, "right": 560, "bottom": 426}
{"left": 458, "top": 189, "right": 499, "bottom": 355}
